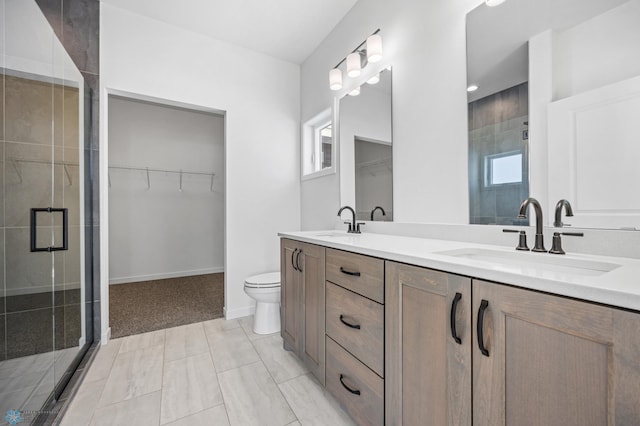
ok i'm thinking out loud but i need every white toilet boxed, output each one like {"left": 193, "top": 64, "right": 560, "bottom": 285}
{"left": 243, "top": 271, "right": 281, "bottom": 334}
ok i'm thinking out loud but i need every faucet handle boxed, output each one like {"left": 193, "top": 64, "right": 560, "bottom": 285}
{"left": 355, "top": 222, "right": 365, "bottom": 233}
{"left": 549, "top": 231, "right": 584, "bottom": 255}
{"left": 343, "top": 222, "right": 353, "bottom": 233}
{"left": 503, "top": 229, "right": 530, "bottom": 251}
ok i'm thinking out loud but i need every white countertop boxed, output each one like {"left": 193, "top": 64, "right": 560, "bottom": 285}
{"left": 279, "top": 230, "right": 640, "bottom": 312}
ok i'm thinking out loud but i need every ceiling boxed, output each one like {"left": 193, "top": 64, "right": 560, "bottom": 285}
{"left": 101, "top": 0, "right": 359, "bottom": 64}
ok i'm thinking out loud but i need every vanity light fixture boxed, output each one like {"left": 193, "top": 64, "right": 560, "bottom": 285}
{"left": 328, "top": 29, "right": 382, "bottom": 91}
{"left": 349, "top": 86, "right": 361, "bottom": 96}
{"left": 329, "top": 68, "right": 343, "bottom": 91}
{"left": 346, "top": 52, "right": 362, "bottom": 78}
{"left": 485, "top": 0, "right": 507, "bottom": 6}
{"left": 367, "top": 73, "right": 380, "bottom": 85}
{"left": 467, "top": 84, "right": 479, "bottom": 92}
{"left": 366, "top": 34, "right": 383, "bottom": 63}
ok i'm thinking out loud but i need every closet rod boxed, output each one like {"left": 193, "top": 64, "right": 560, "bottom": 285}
{"left": 108, "top": 165, "right": 215, "bottom": 177}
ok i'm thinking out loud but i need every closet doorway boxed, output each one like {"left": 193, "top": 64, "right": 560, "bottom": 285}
{"left": 107, "top": 95, "right": 224, "bottom": 338}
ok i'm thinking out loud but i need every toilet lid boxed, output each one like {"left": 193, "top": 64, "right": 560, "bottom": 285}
{"left": 245, "top": 272, "right": 280, "bottom": 288}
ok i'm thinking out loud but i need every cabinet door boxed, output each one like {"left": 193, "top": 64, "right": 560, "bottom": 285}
{"left": 299, "top": 242, "right": 326, "bottom": 384}
{"left": 386, "top": 262, "right": 472, "bottom": 426}
{"left": 280, "top": 239, "right": 300, "bottom": 351}
{"left": 473, "top": 279, "right": 640, "bottom": 426}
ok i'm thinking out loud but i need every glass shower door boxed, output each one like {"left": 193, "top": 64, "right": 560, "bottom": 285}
{"left": 1, "top": 0, "right": 86, "bottom": 418}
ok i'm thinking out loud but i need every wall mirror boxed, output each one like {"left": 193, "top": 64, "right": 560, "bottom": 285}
{"left": 339, "top": 68, "right": 393, "bottom": 221}
{"left": 466, "top": 0, "right": 640, "bottom": 229}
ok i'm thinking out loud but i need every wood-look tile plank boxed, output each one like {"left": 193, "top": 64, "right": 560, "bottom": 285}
{"left": 98, "top": 344, "right": 164, "bottom": 407}
{"left": 164, "top": 322, "right": 209, "bottom": 363}
{"left": 206, "top": 327, "right": 260, "bottom": 373}
{"left": 118, "top": 329, "right": 165, "bottom": 354}
{"left": 160, "top": 352, "right": 223, "bottom": 424}
{"left": 218, "top": 361, "right": 296, "bottom": 426}
{"left": 252, "top": 334, "right": 308, "bottom": 383}
{"left": 279, "top": 373, "right": 355, "bottom": 426}
{"left": 91, "top": 391, "right": 161, "bottom": 426}
{"left": 164, "top": 405, "right": 230, "bottom": 426}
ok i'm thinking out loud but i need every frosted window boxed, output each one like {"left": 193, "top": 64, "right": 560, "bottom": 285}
{"left": 488, "top": 153, "right": 522, "bottom": 185}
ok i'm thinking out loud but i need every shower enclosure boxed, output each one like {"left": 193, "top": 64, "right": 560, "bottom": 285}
{"left": 1, "top": 0, "right": 92, "bottom": 419}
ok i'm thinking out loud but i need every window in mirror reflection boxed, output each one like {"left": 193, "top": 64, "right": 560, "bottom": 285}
{"left": 468, "top": 82, "right": 529, "bottom": 225}
{"left": 486, "top": 151, "right": 522, "bottom": 186}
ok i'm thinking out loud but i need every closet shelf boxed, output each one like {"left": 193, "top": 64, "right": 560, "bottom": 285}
{"left": 108, "top": 165, "right": 217, "bottom": 191}
{"left": 9, "top": 157, "right": 79, "bottom": 185}
{"left": 355, "top": 157, "right": 392, "bottom": 176}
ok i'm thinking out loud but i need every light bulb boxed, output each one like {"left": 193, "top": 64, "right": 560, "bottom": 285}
{"left": 349, "top": 86, "right": 361, "bottom": 96}
{"left": 467, "top": 84, "right": 479, "bottom": 92}
{"left": 329, "top": 68, "right": 343, "bottom": 91}
{"left": 367, "top": 73, "right": 380, "bottom": 85}
{"left": 366, "top": 34, "right": 383, "bottom": 63}
{"left": 346, "top": 52, "right": 361, "bottom": 78}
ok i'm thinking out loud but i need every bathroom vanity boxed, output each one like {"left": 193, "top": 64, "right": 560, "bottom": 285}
{"left": 279, "top": 231, "right": 640, "bottom": 426}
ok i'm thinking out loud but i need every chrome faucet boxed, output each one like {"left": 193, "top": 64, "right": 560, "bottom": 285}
{"left": 553, "top": 199, "right": 574, "bottom": 227}
{"left": 370, "top": 206, "right": 386, "bottom": 221}
{"left": 518, "top": 197, "right": 546, "bottom": 252}
{"left": 337, "top": 206, "right": 360, "bottom": 233}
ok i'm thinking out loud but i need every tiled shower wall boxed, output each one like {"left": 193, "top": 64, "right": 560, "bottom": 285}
{"left": 35, "top": 0, "right": 101, "bottom": 343}
{"left": 468, "top": 82, "right": 529, "bottom": 226}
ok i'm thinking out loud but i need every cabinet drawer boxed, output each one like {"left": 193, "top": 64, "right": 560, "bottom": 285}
{"left": 326, "top": 248, "right": 384, "bottom": 303}
{"left": 326, "top": 282, "right": 384, "bottom": 377}
{"left": 326, "top": 337, "right": 384, "bottom": 426}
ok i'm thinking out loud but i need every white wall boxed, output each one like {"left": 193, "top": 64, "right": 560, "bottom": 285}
{"left": 300, "top": 0, "right": 480, "bottom": 230}
{"left": 553, "top": 0, "right": 640, "bottom": 100}
{"left": 108, "top": 97, "right": 224, "bottom": 284}
{"left": 100, "top": 3, "right": 300, "bottom": 338}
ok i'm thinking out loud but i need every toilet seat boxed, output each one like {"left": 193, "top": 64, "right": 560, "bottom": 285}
{"left": 244, "top": 272, "right": 280, "bottom": 289}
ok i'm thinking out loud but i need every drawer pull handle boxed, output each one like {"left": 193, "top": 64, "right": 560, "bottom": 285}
{"left": 339, "top": 374, "right": 361, "bottom": 395}
{"left": 477, "top": 299, "right": 490, "bottom": 357}
{"left": 339, "top": 267, "right": 361, "bottom": 277}
{"left": 339, "top": 314, "right": 361, "bottom": 329}
{"left": 450, "top": 292, "right": 462, "bottom": 344}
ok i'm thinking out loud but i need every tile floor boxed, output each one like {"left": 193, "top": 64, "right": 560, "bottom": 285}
{"left": 61, "top": 316, "right": 356, "bottom": 426}
{"left": 0, "top": 347, "right": 79, "bottom": 416}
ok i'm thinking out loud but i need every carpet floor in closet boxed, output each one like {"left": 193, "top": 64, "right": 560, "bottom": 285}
{"left": 109, "top": 273, "right": 224, "bottom": 338}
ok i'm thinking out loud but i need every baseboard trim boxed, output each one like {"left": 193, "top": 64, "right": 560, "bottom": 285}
{"left": 101, "top": 327, "right": 111, "bottom": 344}
{"left": 109, "top": 267, "right": 224, "bottom": 285}
{"left": 225, "top": 305, "right": 255, "bottom": 320}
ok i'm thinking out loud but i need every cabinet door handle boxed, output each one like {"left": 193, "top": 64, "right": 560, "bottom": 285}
{"left": 450, "top": 292, "right": 462, "bottom": 344}
{"left": 295, "top": 249, "right": 303, "bottom": 272}
{"left": 339, "top": 267, "right": 361, "bottom": 277}
{"left": 477, "top": 299, "right": 490, "bottom": 357}
{"left": 291, "top": 249, "right": 299, "bottom": 272}
{"left": 339, "top": 374, "right": 361, "bottom": 395}
{"left": 339, "top": 314, "right": 361, "bottom": 329}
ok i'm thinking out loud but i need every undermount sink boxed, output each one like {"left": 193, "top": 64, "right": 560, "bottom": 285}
{"left": 436, "top": 248, "right": 621, "bottom": 277}
{"left": 309, "top": 231, "right": 355, "bottom": 238}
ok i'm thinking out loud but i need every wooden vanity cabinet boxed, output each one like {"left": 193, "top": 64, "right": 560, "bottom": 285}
{"left": 385, "top": 261, "right": 472, "bottom": 426}
{"left": 385, "top": 260, "right": 640, "bottom": 426}
{"left": 324, "top": 248, "right": 386, "bottom": 426}
{"left": 280, "top": 238, "right": 326, "bottom": 384}
{"left": 473, "top": 279, "right": 640, "bottom": 426}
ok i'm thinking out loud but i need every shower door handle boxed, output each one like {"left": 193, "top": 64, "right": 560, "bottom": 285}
{"left": 30, "top": 207, "right": 69, "bottom": 252}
